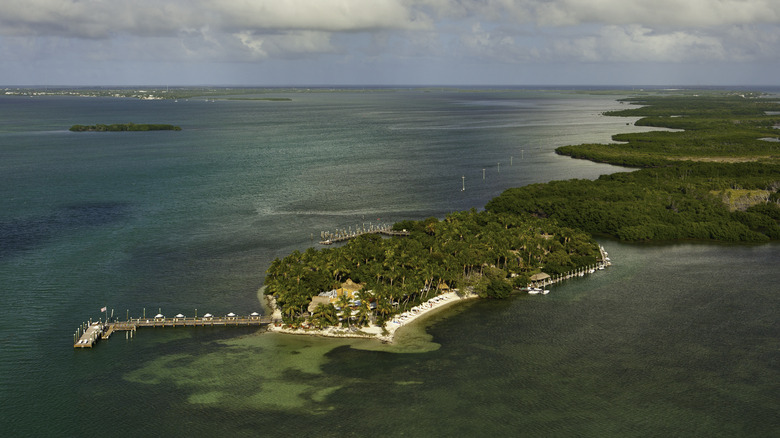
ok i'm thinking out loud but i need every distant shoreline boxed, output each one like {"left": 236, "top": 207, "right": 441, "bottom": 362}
{"left": 69, "top": 123, "right": 181, "bottom": 132}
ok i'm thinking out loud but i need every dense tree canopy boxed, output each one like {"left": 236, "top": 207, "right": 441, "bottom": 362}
{"left": 486, "top": 162, "right": 780, "bottom": 242}
{"left": 265, "top": 211, "right": 601, "bottom": 324}
{"left": 557, "top": 93, "right": 780, "bottom": 166}
{"left": 492, "top": 92, "right": 780, "bottom": 242}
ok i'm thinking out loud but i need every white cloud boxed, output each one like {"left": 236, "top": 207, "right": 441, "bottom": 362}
{"left": 550, "top": 25, "right": 726, "bottom": 62}
{"left": 0, "top": 0, "right": 778, "bottom": 84}
{"left": 214, "top": 0, "right": 431, "bottom": 32}
{"left": 235, "top": 30, "right": 336, "bottom": 60}
{"left": 532, "top": 0, "right": 780, "bottom": 28}
{"left": 0, "top": 0, "right": 434, "bottom": 63}
{"left": 0, "top": 0, "right": 431, "bottom": 38}
{"left": 417, "top": 0, "right": 780, "bottom": 28}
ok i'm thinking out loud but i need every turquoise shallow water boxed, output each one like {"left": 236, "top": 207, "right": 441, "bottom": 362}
{"left": 0, "top": 90, "right": 777, "bottom": 437}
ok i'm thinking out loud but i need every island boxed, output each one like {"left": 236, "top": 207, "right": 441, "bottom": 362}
{"left": 264, "top": 90, "right": 780, "bottom": 341}
{"left": 69, "top": 123, "right": 181, "bottom": 132}
{"left": 487, "top": 92, "right": 780, "bottom": 242}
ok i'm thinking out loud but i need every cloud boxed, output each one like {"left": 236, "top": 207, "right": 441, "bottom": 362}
{"left": 0, "top": 0, "right": 435, "bottom": 63}
{"left": 1, "top": 0, "right": 778, "bottom": 84}
{"left": 235, "top": 30, "right": 337, "bottom": 60}
{"left": 416, "top": 1, "right": 780, "bottom": 64}
{"left": 551, "top": 25, "right": 726, "bottom": 62}
{"left": 0, "top": 0, "right": 431, "bottom": 38}
{"left": 532, "top": 0, "right": 780, "bottom": 28}
{"left": 417, "top": 0, "right": 780, "bottom": 28}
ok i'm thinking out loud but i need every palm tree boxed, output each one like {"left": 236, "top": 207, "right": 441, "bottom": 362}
{"left": 311, "top": 303, "right": 337, "bottom": 328}
{"left": 374, "top": 295, "right": 393, "bottom": 327}
{"left": 337, "top": 292, "right": 353, "bottom": 328}
{"left": 282, "top": 305, "right": 298, "bottom": 324}
{"left": 355, "top": 301, "right": 371, "bottom": 327}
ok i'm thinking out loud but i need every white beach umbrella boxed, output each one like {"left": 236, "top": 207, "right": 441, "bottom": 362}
{"left": 175, "top": 314, "right": 184, "bottom": 318}
{"left": 203, "top": 313, "right": 213, "bottom": 318}
{"left": 227, "top": 312, "right": 236, "bottom": 317}
{"left": 154, "top": 314, "right": 164, "bottom": 318}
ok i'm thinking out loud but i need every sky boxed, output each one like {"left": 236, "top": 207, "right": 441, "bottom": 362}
{"left": 1, "top": 0, "right": 778, "bottom": 86}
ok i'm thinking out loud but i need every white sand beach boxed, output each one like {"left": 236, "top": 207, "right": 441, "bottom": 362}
{"left": 266, "top": 291, "right": 477, "bottom": 343}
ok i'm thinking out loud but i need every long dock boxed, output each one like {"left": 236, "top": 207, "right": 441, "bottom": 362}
{"left": 319, "top": 226, "right": 410, "bottom": 245}
{"left": 74, "top": 314, "right": 272, "bottom": 348}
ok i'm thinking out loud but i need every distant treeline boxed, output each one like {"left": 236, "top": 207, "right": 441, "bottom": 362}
{"left": 225, "top": 97, "right": 292, "bottom": 101}
{"left": 489, "top": 92, "right": 780, "bottom": 242}
{"left": 556, "top": 94, "right": 780, "bottom": 167}
{"left": 486, "top": 162, "right": 780, "bottom": 242}
{"left": 69, "top": 123, "right": 181, "bottom": 132}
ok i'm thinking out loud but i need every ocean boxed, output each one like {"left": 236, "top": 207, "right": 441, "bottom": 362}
{"left": 0, "top": 89, "right": 777, "bottom": 437}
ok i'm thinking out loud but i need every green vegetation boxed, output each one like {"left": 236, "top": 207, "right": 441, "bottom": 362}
{"left": 486, "top": 162, "right": 780, "bottom": 242}
{"left": 264, "top": 210, "right": 601, "bottom": 325}
{"left": 488, "top": 92, "right": 780, "bottom": 242}
{"left": 557, "top": 93, "right": 780, "bottom": 166}
{"left": 69, "top": 123, "right": 181, "bottom": 132}
{"left": 266, "top": 90, "right": 780, "bottom": 326}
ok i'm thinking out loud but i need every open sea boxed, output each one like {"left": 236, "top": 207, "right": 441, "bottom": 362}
{"left": 0, "top": 89, "right": 777, "bottom": 437}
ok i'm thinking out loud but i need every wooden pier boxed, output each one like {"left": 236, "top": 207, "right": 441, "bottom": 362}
{"left": 319, "top": 227, "right": 410, "bottom": 245}
{"left": 74, "top": 314, "right": 272, "bottom": 348}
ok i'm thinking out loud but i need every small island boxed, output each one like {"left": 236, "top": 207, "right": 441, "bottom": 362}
{"left": 69, "top": 123, "right": 181, "bottom": 132}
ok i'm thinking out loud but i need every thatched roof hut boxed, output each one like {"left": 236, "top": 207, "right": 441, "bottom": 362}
{"left": 529, "top": 272, "right": 551, "bottom": 286}
{"left": 308, "top": 295, "right": 332, "bottom": 313}
{"left": 340, "top": 279, "right": 361, "bottom": 292}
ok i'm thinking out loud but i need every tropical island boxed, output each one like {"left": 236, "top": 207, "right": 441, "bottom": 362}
{"left": 69, "top": 123, "right": 182, "bottom": 132}
{"left": 264, "top": 90, "right": 780, "bottom": 341}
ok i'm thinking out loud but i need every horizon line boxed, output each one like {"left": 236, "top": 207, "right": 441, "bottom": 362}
{"left": 3, "top": 84, "right": 778, "bottom": 90}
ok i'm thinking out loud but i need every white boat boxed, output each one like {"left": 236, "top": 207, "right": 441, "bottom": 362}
{"left": 542, "top": 289, "right": 550, "bottom": 295}
{"left": 528, "top": 288, "right": 541, "bottom": 295}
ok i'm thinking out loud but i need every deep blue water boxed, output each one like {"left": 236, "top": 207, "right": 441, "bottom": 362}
{"left": 0, "top": 90, "right": 777, "bottom": 437}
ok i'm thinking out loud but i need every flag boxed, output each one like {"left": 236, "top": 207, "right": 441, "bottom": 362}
{"left": 100, "top": 306, "right": 107, "bottom": 312}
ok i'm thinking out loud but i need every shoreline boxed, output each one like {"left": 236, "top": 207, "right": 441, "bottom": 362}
{"left": 262, "top": 246, "right": 612, "bottom": 343}
{"left": 265, "top": 291, "right": 478, "bottom": 343}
